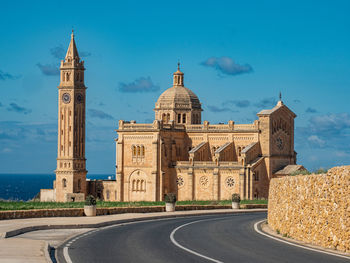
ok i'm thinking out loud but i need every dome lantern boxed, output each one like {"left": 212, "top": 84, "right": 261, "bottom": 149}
{"left": 173, "top": 62, "right": 184, "bottom": 86}
{"left": 154, "top": 64, "right": 202, "bottom": 125}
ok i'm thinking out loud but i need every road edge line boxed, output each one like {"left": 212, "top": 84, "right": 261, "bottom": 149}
{"left": 63, "top": 246, "right": 73, "bottom": 263}
{"left": 254, "top": 219, "right": 350, "bottom": 260}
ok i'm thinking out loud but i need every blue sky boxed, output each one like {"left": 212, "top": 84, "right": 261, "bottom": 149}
{"left": 1, "top": 0, "right": 350, "bottom": 174}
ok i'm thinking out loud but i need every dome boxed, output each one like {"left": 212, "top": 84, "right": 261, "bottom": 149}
{"left": 155, "top": 63, "right": 201, "bottom": 111}
{"left": 155, "top": 85, "right": 202, "bottom": 110}
{"left": 154, "top": 64, "right": 202, "bottom": 125}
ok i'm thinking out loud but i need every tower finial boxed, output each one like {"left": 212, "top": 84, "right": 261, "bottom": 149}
{"left": 71, "top": 28, "right": 74, "bottom": 39}
{"left": 177, "top": 61, "right": 180, "bottom": 71}
{"left": 277, "top": 91, "right": 284, "bottom": 106}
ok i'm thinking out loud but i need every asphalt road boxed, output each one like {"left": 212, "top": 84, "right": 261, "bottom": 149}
{"left": 57, "top": 212, "right": 348, "bottom": 263}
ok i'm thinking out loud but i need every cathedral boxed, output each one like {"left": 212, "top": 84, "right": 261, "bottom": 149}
{"left": 41, "top": 33, "right": 301, "bottom": 202}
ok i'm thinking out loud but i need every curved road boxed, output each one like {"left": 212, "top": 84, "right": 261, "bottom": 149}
{"left": 57, "top": 212, "right": 348, "bottom": 263}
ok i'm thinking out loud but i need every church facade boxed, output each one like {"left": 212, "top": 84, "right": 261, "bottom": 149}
{"left": 41, "top": 33, "right": 298, "bottom": 202}
{"left": 115, "top": 66, "right": 297, "bottom": 202}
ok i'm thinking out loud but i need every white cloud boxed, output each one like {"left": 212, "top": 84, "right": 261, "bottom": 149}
{"left": 201, "top": 57, "right": 253, "bottom": 76}
{"left": 307, "top": 135, "right": 325, "bottom": 147}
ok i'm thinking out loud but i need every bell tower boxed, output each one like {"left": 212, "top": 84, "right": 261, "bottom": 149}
{"left": 55, "top": 31, "right": 87, "bottom": 202}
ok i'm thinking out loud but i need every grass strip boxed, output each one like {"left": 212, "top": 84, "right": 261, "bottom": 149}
{"left": 0, "top": 199, "right": 267, "bottom": 211}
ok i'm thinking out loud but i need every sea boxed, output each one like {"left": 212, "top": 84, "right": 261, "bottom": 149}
{"left": 0, "top": 174, "right": 114, "bottom": 201}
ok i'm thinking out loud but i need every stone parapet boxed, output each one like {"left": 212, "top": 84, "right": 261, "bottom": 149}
{"left": 118, "top": 120, "right": 259, "bottom": 133}
{"left": 268, "top": 166, "right": 350, "bottom": 253}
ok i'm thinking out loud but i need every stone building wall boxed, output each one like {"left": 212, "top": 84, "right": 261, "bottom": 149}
{"left": 40, "top": 189, "right": 55, "bottom": 202}
{"left": 268, "top": 166, "right": 350, "bottom": 252}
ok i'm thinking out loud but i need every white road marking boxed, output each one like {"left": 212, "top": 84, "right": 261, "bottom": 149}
{"left": 63, "top": 246, "right": 73, "bottom": 263}
{"left": 170, "top": 218, "right": 225, "bottom": 263}
{"left": 254, "top": 219, "right": 350, "bottom": 260}
{"left": 62, "top": 217, "right": 179, "bottom": 263}
{"left": 62, "top": 215, "right": 234, "bottom": 263}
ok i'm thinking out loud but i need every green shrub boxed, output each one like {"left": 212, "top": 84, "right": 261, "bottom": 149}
{"left": 290, "top": 170, "right": 310, "bottom": 176}
{"left": 314, "top": 168, "right": 328, "bottom": 174}
{"left": 164, "top": 193, "right": 176, "bottom": 203}
{"left": 231, "top": 193, "right": 241, "bottom": 203}
{"left": 240, "top": 199, "right": 268, "bottom": 205}
{"left": 85, "top": 195, "right": 96, "bottom": 206}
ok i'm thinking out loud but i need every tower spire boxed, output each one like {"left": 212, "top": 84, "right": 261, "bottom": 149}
{"left": 65, "top": 30, "right": 80, "bottom": 61}
{"left": 173, "top": 62, "right": 184, "bottom": 86}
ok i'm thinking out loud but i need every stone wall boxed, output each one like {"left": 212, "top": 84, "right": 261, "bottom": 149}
{"left": 40, "top": 189, "right": 55, "bottom": 202}
{"left": 0, "top": 204, "right": 266, "bottom": 220}
{"left": 268, "top": 166, "right": 350, "bottom": 252}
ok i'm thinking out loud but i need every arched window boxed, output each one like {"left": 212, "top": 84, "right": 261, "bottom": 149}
{"left": 106, "top": 190, "right": 110, "bottom": 200}
{"left": 77, "top": 179, "right": 81, "bottom": 190}
{"left": 132, "top": 180, "right": 136, "bottom": 191}
{"left": 137, "top": 146, "right": 141, "bottom": 156}
{"left": 66, "top": 72, "right": 70, "bottom": 81}
{"left": 132, "top": 145, "right": 136, "bottom": 156}
{"left": 141, "top": 146, "right": 145, "bottom": 156}
{"left": 137, "top": 180, "right": 140, "bottom": 191}
{"left": 178, "top": 114, "right": 181, "bottom": 123}
{"left": 167, "top": 113, "right": 170, "bottom": 123}
{"left": 141, "top": 180, "right": 144, "bottom": 191}
{"left": 162, "top": 113, "right": 166, "bottom": 122}
{"left": 238, "top": 147, "right": 242, "bottom": 157}
{"left": 62, "top": 178, "right": 67, "bottom": 188}
{"left": 182, "top": 113, "right": 186, "bottom": 124}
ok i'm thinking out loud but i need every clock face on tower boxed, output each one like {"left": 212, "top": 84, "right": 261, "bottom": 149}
{"left": 62, "top": 93, "right": 71, "bottom": 104}
{"left": 76, "top": 93, "right": 84, "bottom": 104}
{"left": 276, "top": 137, "right": 284, "bottom": 151}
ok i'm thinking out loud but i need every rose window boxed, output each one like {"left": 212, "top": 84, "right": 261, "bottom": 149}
{"left": 176, "top": 176, "right": 184, "bottom": 187}
{"left": 225, "top": 177, "right": 235, "bottom": 188}
{"left": 199, "top": 176, "right": 209, "bottom": 188}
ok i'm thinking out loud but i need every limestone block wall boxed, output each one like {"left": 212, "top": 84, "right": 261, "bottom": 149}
{"left": 268, "top": 166, "right": 350, "bottom": 252}
{"left": 40, "top": 189, "right": 55, "bottom": 202}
